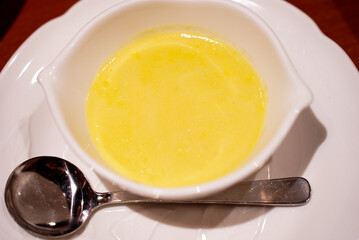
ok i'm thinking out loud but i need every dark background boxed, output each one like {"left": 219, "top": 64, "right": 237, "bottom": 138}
{"left": 0, "top": 0, "right": 358, "bottom": 71}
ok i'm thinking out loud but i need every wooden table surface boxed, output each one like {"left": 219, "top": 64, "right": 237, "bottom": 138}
{"left": 0, "top": 0, "right": 358, "bottom": 72}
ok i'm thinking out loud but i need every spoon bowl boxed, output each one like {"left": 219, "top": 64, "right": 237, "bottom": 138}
{"left": 5, "top": 156, "right": 311, "bottom": 237}
{"left": 5, "top": 156, "right": 101, "bottom": 237}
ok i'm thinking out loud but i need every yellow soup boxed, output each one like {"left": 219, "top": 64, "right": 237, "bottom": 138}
{"left": 86, "top": 28, "right": 267, "bottom": 187}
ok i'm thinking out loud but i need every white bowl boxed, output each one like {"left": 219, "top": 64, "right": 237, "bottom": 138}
{"left": 38, "top": 0, "right": 312, "bottom": 200}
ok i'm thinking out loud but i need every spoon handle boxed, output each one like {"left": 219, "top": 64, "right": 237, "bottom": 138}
{"left": 99, "top": 177, "right": 311, "bottom": 207}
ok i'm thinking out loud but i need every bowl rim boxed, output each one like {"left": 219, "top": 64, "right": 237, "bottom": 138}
{"left": 38, "top": 0, "right": 313, "bottom": 200}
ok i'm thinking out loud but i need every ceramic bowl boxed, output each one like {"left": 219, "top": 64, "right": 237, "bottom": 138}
{"left": 38, "top": 0, "right": 312, "bottom": 200}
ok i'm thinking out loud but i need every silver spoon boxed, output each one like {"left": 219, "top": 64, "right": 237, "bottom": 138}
{"left": 5, "top": 156, "right": 311, "bottom": 238}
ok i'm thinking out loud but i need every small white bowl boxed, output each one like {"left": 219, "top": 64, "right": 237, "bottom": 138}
{"left": 38, "top": 0, "right": 312, "bottom": 200}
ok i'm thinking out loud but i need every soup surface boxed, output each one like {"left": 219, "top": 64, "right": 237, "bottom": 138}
{"left": 86, "top": 27, "right": 267, "bottom": 187}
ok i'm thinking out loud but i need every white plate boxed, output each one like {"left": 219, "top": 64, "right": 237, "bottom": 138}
{"left": 1, "top": 0, "right": 358, "bottom": 239}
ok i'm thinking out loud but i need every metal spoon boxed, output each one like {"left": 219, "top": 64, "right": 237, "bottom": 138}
{"left": 4, "top": 156, "right": 311, "bottom": 238}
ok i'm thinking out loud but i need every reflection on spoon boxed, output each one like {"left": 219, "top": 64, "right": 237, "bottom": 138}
{"left": 4, "top": 156, "right": 311, "bottom": 237}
